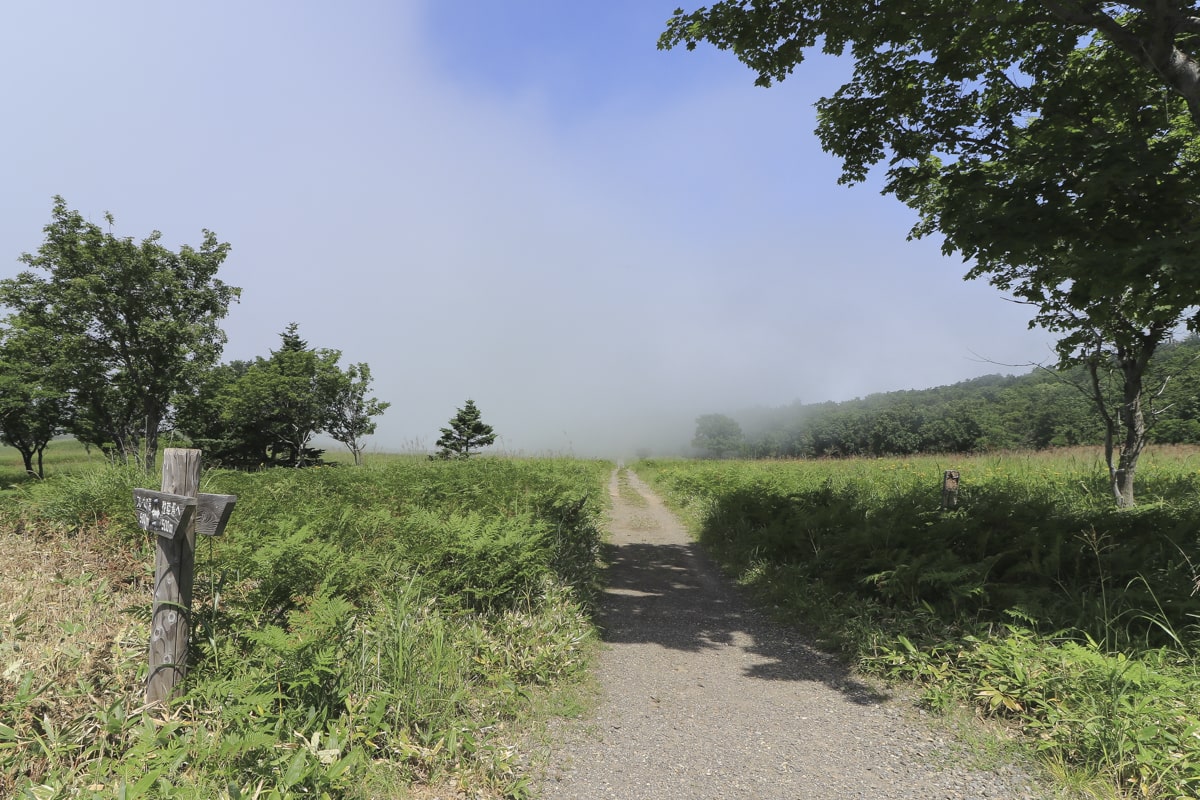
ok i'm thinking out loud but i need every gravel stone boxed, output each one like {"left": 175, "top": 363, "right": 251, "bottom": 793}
{"left": 535, "top": 469, "right": 1050, "bottom": 800}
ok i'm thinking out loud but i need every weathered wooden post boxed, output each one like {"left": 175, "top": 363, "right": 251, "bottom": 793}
{"left": 941, "top": 469, "right": 960, "bottom": 510}
{"left": 135, "top": 448, "right": 237, "bottom": 705}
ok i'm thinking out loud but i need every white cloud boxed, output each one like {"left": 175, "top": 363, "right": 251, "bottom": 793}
{"left": 0, "top": 1, "right": 1052, "bottom": 457}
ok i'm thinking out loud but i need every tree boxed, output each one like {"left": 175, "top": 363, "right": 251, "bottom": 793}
{"left": 434, "top": 399, "right": 496, "bottom": 459}
{"left": 660, "top": 3, "right": 1200, "bottom": 505}
{"left": 175, "top": 325, "right": 390, "bottom": 468}
{"left": 326, "top": 362, "right": 390, "bottom": 466}
{"left": 0, "top": 328, "right": 71, "bottom": 477}
{"left": 214, "top": 324, "right": 344, "bottom": 467}
{"left": 172, "top": 359, "right": 257, "bottom": 465}
{"left": 868, "top": 406, "right": 923, "bottom": 455}
{"left": 692, "top": 413, "right": 744, "bottom": 458}
{"left": 0, "top": 197, "right": 239, "bottom": 471}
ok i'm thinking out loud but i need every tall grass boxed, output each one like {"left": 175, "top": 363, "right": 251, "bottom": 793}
{"left": 0, "top": 439, "right": 111, "bottom": 493}
{"left": 1, "top": 456, "right": 608, "bottom": 798}
{"left": 638, "top": 449, "right": 1200, "bottom": 798}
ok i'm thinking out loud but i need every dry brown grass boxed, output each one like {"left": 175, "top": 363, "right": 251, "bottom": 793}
{"left": 0, "top": 523, "right": 152, "bottom": 792}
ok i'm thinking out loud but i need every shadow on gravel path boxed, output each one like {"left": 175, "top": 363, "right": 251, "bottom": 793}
{"left": 598, "top": 537, "right": 883, "bottom": 705}
{"left": 537, "top": 468, "right": 1046, "bottom": 800}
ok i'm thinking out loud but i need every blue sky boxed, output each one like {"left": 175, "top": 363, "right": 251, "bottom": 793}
{"left": 0, "top": 2, "right": 1051, "bottom": 456}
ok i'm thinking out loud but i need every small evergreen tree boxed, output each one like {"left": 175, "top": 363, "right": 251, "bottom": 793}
{"left": 434, "top": 399, "right": 496, "bottom": 459}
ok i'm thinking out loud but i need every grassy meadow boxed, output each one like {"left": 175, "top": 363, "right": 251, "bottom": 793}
{"left": 9, "top": 440, "right": 1200, "bottom": 798}
{"left": 0, "top": 439, "right": 110, "bottom": 492}
{"left": 637, "top": 448, "right": 1200, "bottom": 799}
{"left": 1, "top": 443, "right": 609, "bottom": 798}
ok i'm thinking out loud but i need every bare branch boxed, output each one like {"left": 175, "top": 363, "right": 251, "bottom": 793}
{"left": 999, "top": 295, "right": 1040, "bottom": 308}
{"left": 1086, "top": 357, "right": 1119, "bottom": 476}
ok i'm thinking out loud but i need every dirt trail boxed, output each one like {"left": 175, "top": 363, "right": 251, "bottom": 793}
{"left": 537, "top": 469, "right": 1044, "bottom": 799}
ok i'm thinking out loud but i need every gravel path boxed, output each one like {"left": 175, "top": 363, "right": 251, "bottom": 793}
{"left": 537, "top": 469, "right": 1048, "bottom": 800}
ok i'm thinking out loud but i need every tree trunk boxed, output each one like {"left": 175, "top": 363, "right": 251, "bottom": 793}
{"left": 17, "top": 446, "right": 34, "bottom": 476}
{"left": 141, "top": 397, "right": 165, "bottom": 473}
{"left": 1089, "top": 337, "right": 1157, "bottom": 508}
{"left": 1110, "top": 357, "right": 1150, "bottom": 507}
{"left": 1110, "top": 437, "right": 1140, "bottom": 508}
{"left": 144, "top": 417, "right": 160, "bottom": 474}
{"left": 113, "top": 426, "right": 140, "bottom": 468}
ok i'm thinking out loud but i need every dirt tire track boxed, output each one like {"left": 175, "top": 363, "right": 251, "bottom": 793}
{"left": 536, "top": 468, "right": 1046, "bottom": 799}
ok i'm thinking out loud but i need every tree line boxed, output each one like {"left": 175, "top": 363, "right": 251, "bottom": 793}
{"left": 0, "top": 198, "right": 389, "bottom": 475}
{"left": 694, "top": 336, "right": 1200, "bottom": 460}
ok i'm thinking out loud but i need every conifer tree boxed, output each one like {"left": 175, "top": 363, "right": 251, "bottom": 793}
{"left": 434, "top": 399, "right": 496, "bottom": 459}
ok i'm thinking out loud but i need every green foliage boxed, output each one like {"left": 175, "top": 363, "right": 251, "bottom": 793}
{"left": 0, "top": 197, "right": 240, "bottom": 472}
{"left": 176, "top": 325, "right": 388, "bottom": 469}
{"left": 640, "top": 453, "right": 1200, "bottom": 797}
{"left": 325, "top": 363, "right": 390, "bottom": 466}
{"left": 397, "top": 509, "right": 553, "bottom": 612}
{"left": 691, "top": 413, "right": 743, "bottom": 458}
{"left": 212, "top": 323, "right": 342, "bottom": 467}
{"left": 1, "top": 461, "right": 150, "bottom": 540}
{"left": 434, "top": 399, "right": 496, "bottom": 460}
{"left": 0, "top": 439, "right": 123, "bottom": 501}
{"left": 869, "top": 631, "right": 1200, "bottom": 798}
{"left": 0, "top": 329, "right": 70, "bottom": 478}
{"left": 0, "top": 456, "right": 607, "bottom": 797}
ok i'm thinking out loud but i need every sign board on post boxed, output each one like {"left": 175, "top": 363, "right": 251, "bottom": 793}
{"left": 133, "top": 489, "right": 196, "bottom": 538}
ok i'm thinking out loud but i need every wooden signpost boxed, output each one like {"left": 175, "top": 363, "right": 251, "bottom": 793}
{"left": 135, "top": 448, "right": 237, "bottom": 705}
{"left": 941, "top": 469, "right": 961, "bottom": 510}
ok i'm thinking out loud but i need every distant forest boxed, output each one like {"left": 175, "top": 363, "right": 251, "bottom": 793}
{"left": 699, "top": 337, "right": 1200, "bottom": 459}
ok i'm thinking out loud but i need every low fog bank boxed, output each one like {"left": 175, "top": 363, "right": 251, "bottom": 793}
{"left": 492, "top": 408, "right": 699, "bottom": 461}
{"left": 349, "top": 358, "right": 1056, "bottom": 462}
{"left": 375, "top": 406, "right": 702, "bottom": 462}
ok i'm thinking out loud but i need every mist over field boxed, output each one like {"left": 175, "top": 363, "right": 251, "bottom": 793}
{"left": 0, "top": 1, "right": 1053, "bottom": 458}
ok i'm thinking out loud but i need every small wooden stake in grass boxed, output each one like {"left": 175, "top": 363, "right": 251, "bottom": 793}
{"left": 942, "top": 469, "right": 960, "bottom": 510}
